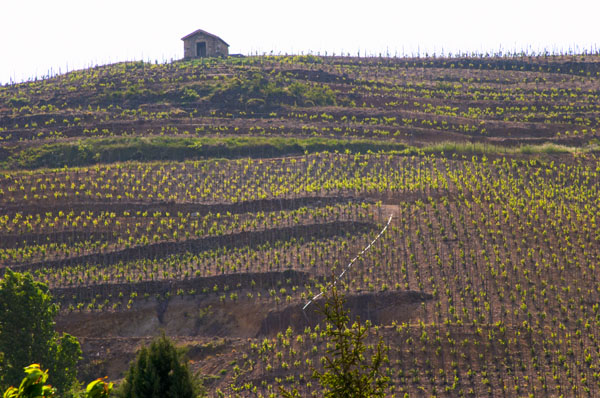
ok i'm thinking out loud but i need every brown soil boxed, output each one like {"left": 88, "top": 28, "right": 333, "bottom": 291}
{"left": 258, "top": 290, "right": 432, "bottom": 336}
{"left": 56, "top": 290, "right": 432, "bottom": 381}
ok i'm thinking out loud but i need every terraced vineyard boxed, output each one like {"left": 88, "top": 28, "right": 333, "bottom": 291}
{"left": 1, "top": 54, "right": 600, "bottom": 397}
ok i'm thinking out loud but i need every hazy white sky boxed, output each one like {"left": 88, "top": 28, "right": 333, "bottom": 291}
{"left": 0, "top": 0, "right": 598, "bottom": 84}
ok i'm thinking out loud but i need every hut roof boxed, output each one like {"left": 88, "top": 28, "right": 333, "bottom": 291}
{"left": 181, "top": 29, "right": 229, "bottom": 47}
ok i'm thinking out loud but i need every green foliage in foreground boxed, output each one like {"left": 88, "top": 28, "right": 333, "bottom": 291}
{"left": 3, "top": 365, "right": 55, "bottom": 398}
{"left": 2, "top": 364, "right": 112, "bottom": 398}
{"left": 118, "top": 334, "right": 202, "bottom": 398}
{"left": 0, "top": 270, "right": 81, "bottom": 394}
{"left": 0, "top": 136, "right": 411, "bottom": 170}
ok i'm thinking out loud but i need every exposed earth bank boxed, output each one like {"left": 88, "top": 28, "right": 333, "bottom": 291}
{"left": 56, "top": 289, "right": 432, "bottom": 381}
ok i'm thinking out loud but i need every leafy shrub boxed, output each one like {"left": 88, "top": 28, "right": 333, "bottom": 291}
{"left": 211, "top": 72, "right": 335, "bottom": 108}
{"left": 0, "top": 270, "right": 81, "bottom": 394}
{"left": 180, "top": 87, "right": 200, "bottom": 102}
{"left": 286, "top": 82, "right": 337, "bottom": 106}
{"left": 303, "top": 84, "right": 336, "bottom": 106}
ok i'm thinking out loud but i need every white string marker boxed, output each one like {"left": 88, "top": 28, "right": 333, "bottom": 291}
{"left": 303, "top": 214, "right": 393, "bottom": 311}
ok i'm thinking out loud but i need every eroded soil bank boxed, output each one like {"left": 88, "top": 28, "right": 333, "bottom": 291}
{"left": 56, "top": 289, "right": 432, "bottom": 380}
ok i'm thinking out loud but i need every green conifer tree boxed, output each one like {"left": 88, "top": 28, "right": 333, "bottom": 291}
{"left": 120, "top": 333, "right": 201, "bottom": 398}
{"left": 281, "top": 285, "right": 389, "bottom": 397}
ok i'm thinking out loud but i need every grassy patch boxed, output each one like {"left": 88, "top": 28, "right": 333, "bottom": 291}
{"left": 0, "top": 136, "right": 411, "bottom": 170}
{"left": 3, "top": 138, "right": 593, "bottom": 170}
{"left": 420, "top": 141, "right": 587, "bottom": 156}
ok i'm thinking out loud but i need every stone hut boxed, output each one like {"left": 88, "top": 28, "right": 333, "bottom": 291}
{"left": 181, "top": 29, "right": 229, "bottom": 58}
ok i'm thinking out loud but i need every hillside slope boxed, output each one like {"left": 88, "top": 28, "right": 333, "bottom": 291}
{"left": 1, "top": 55, "right": 600, "bottom": 397}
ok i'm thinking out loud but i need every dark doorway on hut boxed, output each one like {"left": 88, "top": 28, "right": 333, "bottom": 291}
{"left": 196, "top": 42, "right": 207, "bottom": 57}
